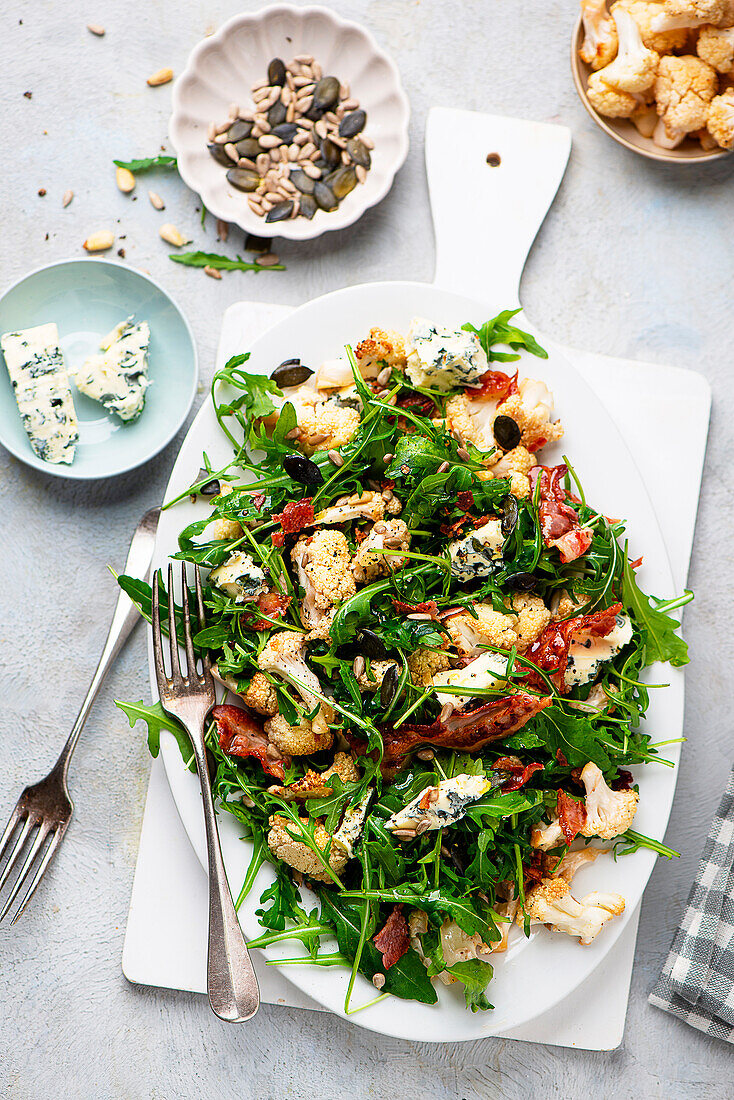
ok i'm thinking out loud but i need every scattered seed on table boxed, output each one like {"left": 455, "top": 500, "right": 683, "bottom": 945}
{"left": 203, "top": 265, "right": 222, "bottom": 279}
{"left": 228, "top": 102, "right": 239, "bottom": 119}
{"left": 216, "top": 219, "right": 229, "bottom": 241}
{"left": 147, "top": 67, "right": 173, "bottom": 86}
{"left": 439, "top": 703, "right": 454, "bottom": 723}
{"left": 62, "top": 189, "right": 73, "bottom": 207}
{"left": 257, "top": 252, "right": 281, "bottom": 266}
{"left": 83, "top": 230, "right": 114, "bottom": 251}
{"left": 87, "top": 23, "right": 105, "bottom": 36}
{"left": 148, "top": 190, "right": 165, "bottom": 210}
{"left": 114, "top": 166, "right": 135, "bottom": 193}
{"left": 159, "top": 223, "right": 189, "bottom": 246}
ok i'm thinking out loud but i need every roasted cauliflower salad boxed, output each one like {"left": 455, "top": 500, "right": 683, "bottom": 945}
{"left": 119, "top": 307, "right": 690, "bottom": 1013}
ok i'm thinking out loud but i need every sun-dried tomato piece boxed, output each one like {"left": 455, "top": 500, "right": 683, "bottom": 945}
{"left": 557, "top": 789, "right": 587, "bottom": 843}
{"left": 373, "top": 904, "right": 410, "bottom": 970}
{"left": 466, "top": 369, "right": 518, "bottom": 401}
{"left": 523, "top": 602, "right": 622, "bottom": 693}
{"left": 528, "top": 465, "right": 593, "bottom": 564}
{"left": 212, "top": 704, "right": 285, "bottom": 780}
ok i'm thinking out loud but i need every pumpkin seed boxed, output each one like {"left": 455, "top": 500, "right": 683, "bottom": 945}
{"left": 320, "top": 137, "right": 342, "bottom": 168}
{"left": 339, "top": 109, "right": 366, "bottom": 138}
{"left": 380, "top": 664, "right": 401, "bottom": 710}
{"left": 299, "top": 193, "right": 317, "bottom": 219}
{"left": 268, "top": 58, "right": 286, "bottom": 87}
{"left": 500, "top": 494, "right": 519, "bottom": 538}
{"left": 227, "top": 119, "right": 253, "bottom": 143}
{"left": 358, "top": 629, "right": 388, "bottom": 659}
{"left": 346, "top": 137, "right": 371, "bottom": 168}
{"left": 493, "top": 415, "right": 521, "bottom": 451}
{"left": 208, "top": 142, "right": 231, "bottom": 166}
{"left": 283, "top": 453, "right": 323, "bottom": 486}
{"left": 265, "top": 199, "right": 294, "bottom": 222}
{"left": 267, "top": 99, "right": 287, "bottom": 127}
{"left": 329, "top": 166, "right": 357, "bottom": 199}
{"left": 312, "top": 75, "right": 339, "bottom": 110}
{"left": 235, "top": 137, "right": 261, "bottom": 158}
{"left": 313, "top": 181, "right": 337, "bottom": 211}
{"left": 272, "top": 122, "right": 298, "bottom": 142}
{"left": 226, "top": 167, "right": 260, "bottom": 192}
{"left": 272, "top": 359, "right": 313, "bottom": 387}
{"left": 290, "top": 168, "right": 315, "bottom": 194}
{"left": 505, "top": 572, "right": 537, "bottom": 591}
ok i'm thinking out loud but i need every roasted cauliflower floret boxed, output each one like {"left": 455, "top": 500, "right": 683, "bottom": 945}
{"left": 530, "top": 815, "right": 565, "bottom": 851}
{"left": 351, "top": 519, "right": 411, "bottom": 582}
{"left": 355, "top": 327, "right": 407, "bottom": 376}
{"left": 291, "top": 530, "right": 356, "bottom": 633}
{"left": 697, "top": 23, "right": 734, "bottom": 69}
{"left": 596, "top": 6, "right": 660, "bottom": 91}
{"left": 258, "top": 631, "right": 333, "bottom": 736}
{"left": 579, "top": 762, "right": 639, "bottom": 839}
{"left": 543, "top": 845, "right": 600, "bottom": 884}
{"left": 517, "top": 877, "right": 625, "bottom": 945}
{"left": 356, "top": 659, "right": 399, "bottom": 692}
{"left": 407, "top": 647, "right": 452, "bottom": 687}
{"left": 507, "top": 593, "right": 553, "bottom": 650}
{"left": 707, "top": 87, "right": 734, "bottom": 145}
{"left": 295, "top": 400, "right": 360, "bottom": 455}
{"left": 552, "top": 588, "right": 589, "bottom": 621}
{"left": 238, "top": 671, "right": 279, "bottom": 716}
{"left": 446, "top": 604, "right": 518, "bottom": 656}
{"left": 267, "top": 814, "right": 347, "bottom": 882}
{"left": 654, "top": 54, "right": 718, "bottom": 137}
{"left": 486, "top": 445, "right": 537, "bottom": 499}
{"left": 580, "top": 0, "right": 620, "bottom": 69}
{"left": 650, "top": 0, "right": 734, "bottom": 32}
{"left": 445, "top": 392, "right": 497, "bottom": 453}
{"left": 613, "top": 0, "right": 690, "bottom": 51}
{"left": 269, "top": 751, "right": 358, "bottom": 800}
{"left": 314, "top": 490, "right": 400, "bottom": 526}
{"left": 587, "top": 69, "right": 639, "bottom": 115}
{"left": 495, "top": 378, "right": 564, "bottom": 453}
{"left": 264, "top": 713, "right": 334, "bottom": 755}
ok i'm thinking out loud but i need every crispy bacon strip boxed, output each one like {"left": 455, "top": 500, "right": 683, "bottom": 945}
{"left": 242, "top": 590, "right": 291, "bottom": 631}
{"left": 212, "top": 704, "right": 285, "bottom": 781}
{"left": 271, "top": 497, "right": 315, "bottom": 547}
{"left": 390, "top": 598, "right": 440, "bottom": 620}
{"left": 466, "top": 369, "right": 518, "bottom": 401}
{"left": 523, "top": 603, "right": 622, "bottom": 693}
{"left": 557, "top": 789, "right": 587, "bottom": 844}
{"left": 373, "top": 904, "right": 410, "bottom": 970}
{"left": 492, "top": 757, "right": 544, "bottom": 791}
{"left": 528, "top": 465, "right": 593, "bottom": 564}
{"left": 381, "top": 693, "right": 551, "bottom": 762}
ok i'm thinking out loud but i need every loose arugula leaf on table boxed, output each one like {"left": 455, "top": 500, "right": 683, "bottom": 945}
{"left": 113, "top": 155, "right": 178, "bottom": 171}
{"left": 170, "top": 251, "right": 285, "bottom": 273}
{"left": 462, "top": 309, "right": 548, "bottom": 363}
{"left": 115, "top": 699, "right": 194, "bottom": 768}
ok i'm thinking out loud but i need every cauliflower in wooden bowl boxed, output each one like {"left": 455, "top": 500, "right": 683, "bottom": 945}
{"left": 572, "top": 0, "right": 734, "bottom": 161}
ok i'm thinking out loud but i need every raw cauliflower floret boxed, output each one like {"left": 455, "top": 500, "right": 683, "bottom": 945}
{"left": 517, "top": 877, "right": 625, "bottom": 945}
{"left": 698, "top": 23, "right": 734, "bottom": 69}
{"left": 267, "top": 814, "right": 347, "bottom": 882}
{"left": 354, "top": 328, "right": 407, "bottom": 375}
{"left": 291, "top": 530, "right": 356, "bottom": 632}
{"left": 407, "top": 647, "right": 452, "bottom": 687}
{"left": 357, "top": 659, "right": 400, "bottom": 692}
{"left": 596, "top": 6, "right": 660, "bottom": 91}
{"left": 495, "top": 379, "right": 563, "bottom": 454}
{"left": 351, "top": 519, "right": 411, "bottom": 582}
{"left": 314, "top": 490, "right": 400, "bottom": 526}
{"left": 257, "top": 631, "right": 333, "bottom": 737}
{"left": 654, "top": 54, "right": 718, "bottom": 136}
{"left": 265, "top": 713, "right": 334, "bottom": 755}
{"left": 614, "top": 0, "right": 690, "bottom": 51}
{"left": 580, "top": 0, "right": 620, "bottom": 69}
{"left": 270, "top": 751, "right": 358, "bottom": 800}
{"left": 651, "top": 0, "right": 734, "bottom": 32}
{"left": 587, "top": 69, "right": 640, "bottom": 115}
{"left": 707, "top": 87, "right": 734, "bottom": 145}
{"left": 295, "top": 400, "right": 360, "bottom": 455}
{"left": 579, "top": 762, "right": 639, "bottom": 839}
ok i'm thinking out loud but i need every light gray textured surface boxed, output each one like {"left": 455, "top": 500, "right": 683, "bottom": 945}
{"left": 1, "top": 2, "right": 732, "bottom": 1097}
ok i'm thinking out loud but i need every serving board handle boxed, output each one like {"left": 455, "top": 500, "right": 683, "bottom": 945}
{"left": 426, "top": 108, "right": 572, "bottom": 309}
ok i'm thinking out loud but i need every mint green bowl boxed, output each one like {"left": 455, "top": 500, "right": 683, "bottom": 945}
{"left": 0, "top": 259, "right": 198, "bottom": 479}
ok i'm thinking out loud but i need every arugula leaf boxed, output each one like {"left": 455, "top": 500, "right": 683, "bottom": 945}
{"left": 622, "top": 555, "right": 690, "bottom": 668}
{"left": 319, "top": 892, "right": 438, "bottom": 1004}
{"left": 533, "top": 706, "right": 612, "bottom": 771}
{"left": 384, "top": 435, "right": 450, "bottom": 480}
{"left": 462, "top": 309, "right": 548, "bottom": 363}
{"left": 170, "top": 251, "right": 285, "bottom": 273}
{"left": 257, "top": 867, "right": 308, "bottom": 931}
{"left": 113, "top": 155, "right": 178, "bottom": 171}
{"left": 445, "top": 959, "right": 494, "bottom": 1012}
{"left": 115, "top": 699, "right": 193, "bottom": 768}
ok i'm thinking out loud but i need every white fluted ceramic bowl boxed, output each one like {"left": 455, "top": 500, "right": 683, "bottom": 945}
{"left": 170, "top": 5, "right": 410, "bottom": 240}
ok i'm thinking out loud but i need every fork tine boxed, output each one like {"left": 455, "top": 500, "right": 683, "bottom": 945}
{"left": 0, "top": 804, "right": 23, "bottom": 864}
{"left": 151, "top": 569, "right": 167, "bottom": 688}
{"left": 0, "top": 824, "right": 48, "bottom": 922}
{"left": 194, "top": 567, "right": 212, "bottom": 677}
{"left": 180, "top": 563, "right": 197, "bottom": 680}
{"left": 0, "top": 816, "right": 34, "bottom": 895}
{"left": 9, "top": 828, "right": 63, "bottom": 925}
{"left": 167, "top": 563, "right": 181, "bottom": 680}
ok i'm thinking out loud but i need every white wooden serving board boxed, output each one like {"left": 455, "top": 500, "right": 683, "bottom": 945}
{"left": 123, "top": 110, "right": 711, "bottom": 1048}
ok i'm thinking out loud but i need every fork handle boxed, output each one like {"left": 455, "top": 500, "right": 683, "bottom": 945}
{"left": 189, "top": 733, "right": 260, "bottom": 1022}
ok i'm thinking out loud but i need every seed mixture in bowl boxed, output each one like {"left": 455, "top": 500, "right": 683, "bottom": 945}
{"left": 120, "top": 308, "right": 691, "bottom": 1013}
{"left": 208, "top": 54, "right": 373, "bottom": 222}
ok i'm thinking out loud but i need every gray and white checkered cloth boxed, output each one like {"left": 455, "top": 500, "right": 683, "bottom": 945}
{"left": 649, "top": 765, "right": 734, "bottom": 1043}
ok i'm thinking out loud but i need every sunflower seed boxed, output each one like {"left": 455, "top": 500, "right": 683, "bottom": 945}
{"left": 87, "top": 23, "right": 105, "bottom": 35}
{"left": 392, "top": 829, "right": 417, "bottom": 840}
{"left": 377, "top": 367, "right": 392, "bottom": 387}
{"left": 203, "top": 265, "right": 222, "bottom": 279}
{"left": 416, "top": 749, "right": 435, "bottom": 761}
{"left": 159, "top": 223, "right": 190, "bottom": 246}
{"left": 148, "top": 190, "right": 165, "bottom": 210}
{"left": 294, "top": 53, "right": 314, "bottom": 64}
{"left": 439, "top": 703, "right": 454, "bottom": 723}
{"left": 228, "top": 102, "right": 240, "bottom": 119}
{"left": 207, "top": 122, "right": 217, "bottom": 141}
{"left": 62, "top": 189, "right": 73, "bottom": 207}
{"left": 83, "top": 230, "right": 114, "bottom": 251}
{"left": 115, "top": 166, "right": 135, "bottom": 192}
{"left": 253, "top": 87, "right": 271, "bottom": 104}
{"left": 259, "top": 134, "right": 282, "bottom": 149}
{"left": 248, "top": 197, "right": 264, "bottom": 214}
{"left": 285, "top": 427, "right": 301, "bottom": 440}
{"left": 384, "top": 536, "right": 404, "bottom": 549}
{"left": 341, "top": 97, "right": 359, "bottom": 111}
{"left": 353, "top": 655, "right": 365, "bottom": 678}
{"left": 301, "top": 161, "right": 321, "bottom": 179}
{"left": 355, "top": 165, "right": 368, "bottom": 184}
{"left": 437, "top": 460, "right": 450, "bottom": 473}
{"left": 406, "top": 612, "right": 433, "bottom": 621}
{"left": 457, "top": 447, "right": 471, "bottom": 461}
{"left": 147, "top": 67, "right": 173, "bottom": 86}
{"left": 224, "top": 142, "right": 240, "bottom": 163}
{"left": 339, "top": 82, "right": 350, "bottom": 99}
{"left": 297, "top": 116, "right": 314, "bottom": 129}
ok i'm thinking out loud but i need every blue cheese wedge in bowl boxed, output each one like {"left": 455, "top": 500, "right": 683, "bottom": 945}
{"left": 385, "top": 775, "right": 491, "bottom": 836}
{"left": 1, "top": 322, "right": 79, "bottom": 464}
{"left": 73, "top": 317, "right": 150, "bottom": 422}
{"left": 406, "top": 318, "right": 488, "bottom": 390}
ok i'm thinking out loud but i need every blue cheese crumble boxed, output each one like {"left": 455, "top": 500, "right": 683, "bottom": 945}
{"left": 209, "top": 551, "right": 266, "bottom": 603}
{"left": 74, "top": 317, "right": 150, "bottom": 422}
{"left": 1, "top": 322, "right": 79, "bottom": 464}
{"left": 432, "top": 651, "right": 510, "bottom": 709}
{"left": 385, "top": 775, "right": 491, "bottom": 835}
{"left": 566, "top": 615, "right": 634, "bottom": 687}
{"left": 406, "top": 318, "right": 488, "bottom": 391}
{"left": 449, "top": 518, "right": 504, "bottom": 580}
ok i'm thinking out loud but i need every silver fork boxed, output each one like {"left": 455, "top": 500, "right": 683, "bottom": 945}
{"left": 152, "top": 562, "right": 260, "bottom": 1023}
{"left": 0, "top": 507, "right": 160, "bottom": 924}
